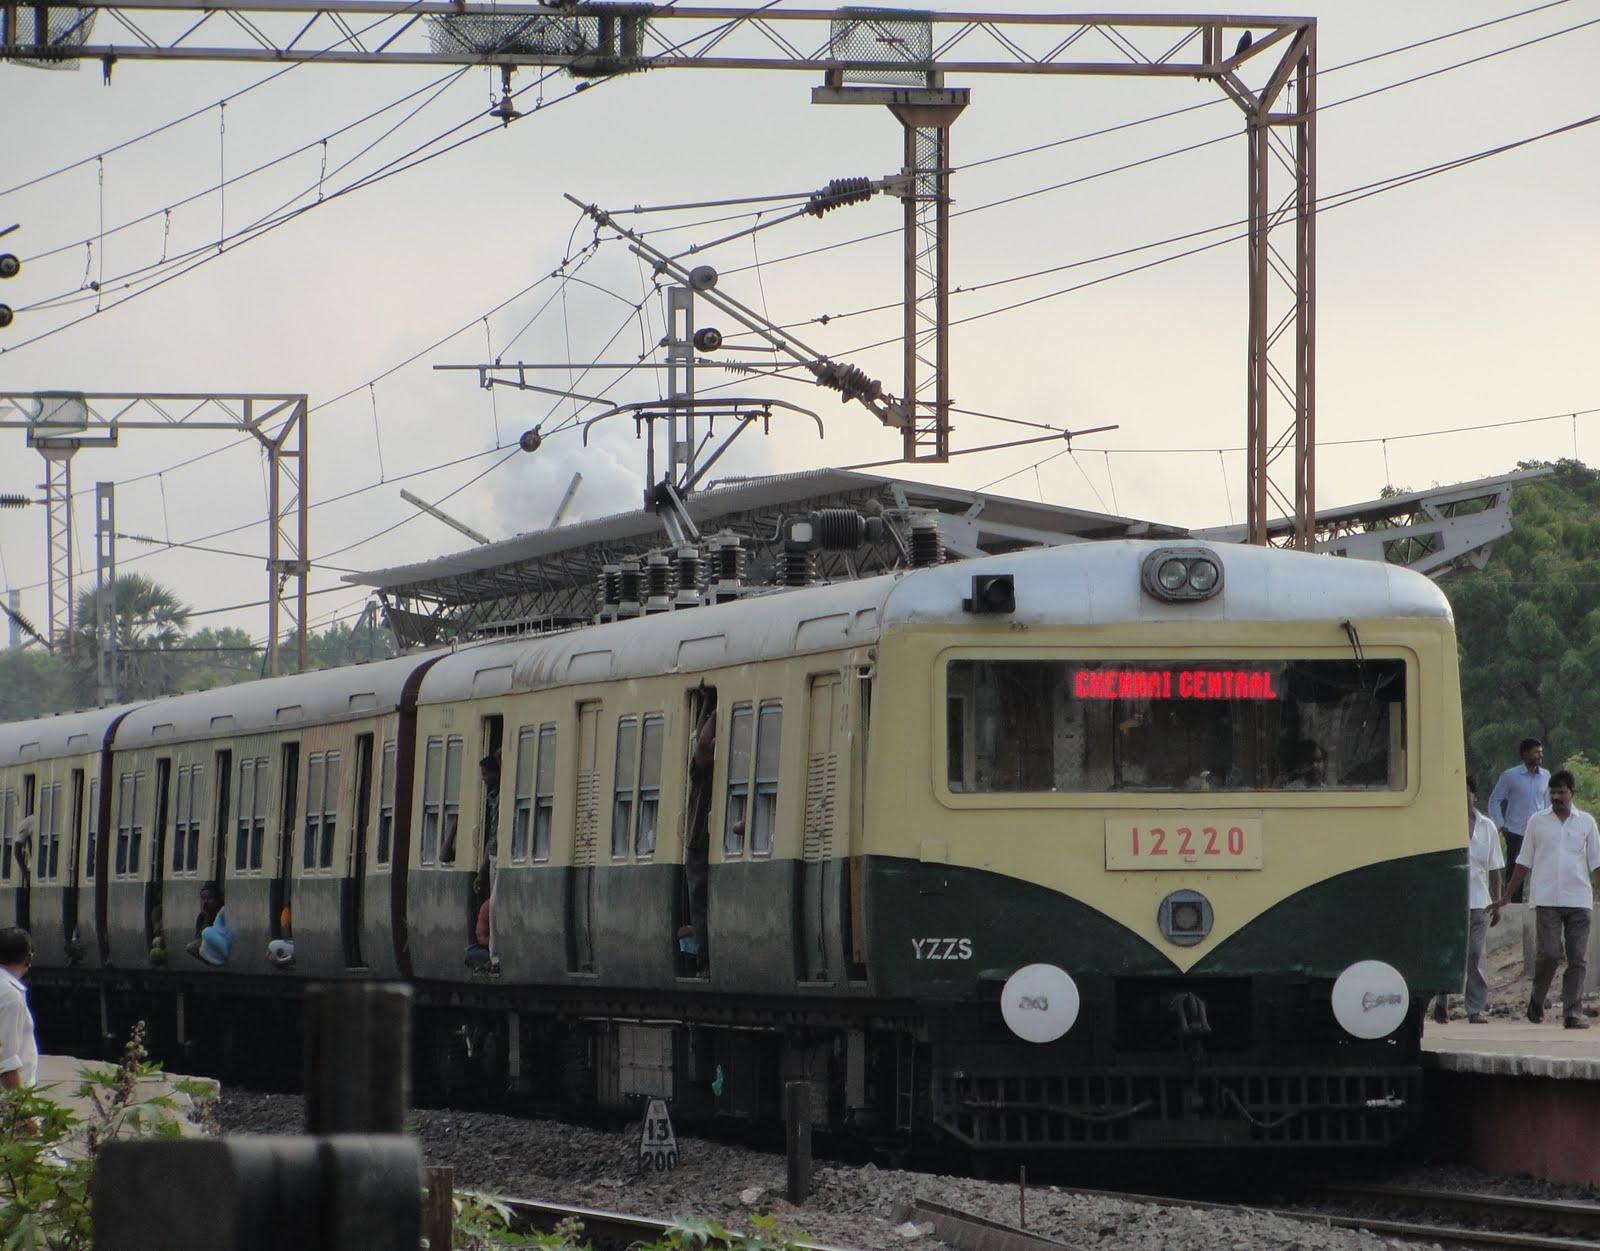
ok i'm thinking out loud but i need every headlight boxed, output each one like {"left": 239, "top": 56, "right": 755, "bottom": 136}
{"left": 1157, "top": 889, "right": 1213, "bottom": 947}
{"left": 1187, "top": 558, "right": 1220, "bottom": 593}
{"left": 1140, "top": 547, "right": 1225, "bottom": 602}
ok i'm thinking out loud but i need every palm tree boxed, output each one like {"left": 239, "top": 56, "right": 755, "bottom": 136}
{"left": 71, "top": 574, "right": 191, "bottom": 699}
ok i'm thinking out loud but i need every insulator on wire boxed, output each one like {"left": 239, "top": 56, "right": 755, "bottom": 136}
{"left": 676, "top": 547, "right": 703, "bottom": 607}
{"left": 806, "top": 176, "right": 875, "bottom": 217}
{"left": 910, "top": 515, "right": 945, "bottom": 568}
{"left": 0, "top": 493, "right": 31, "bottom": 509}
{"left": 811, "top": 359, "right": 884, "bottom": 405}
{"left": 645, "top": 553, "right": 675, "bottom": 614}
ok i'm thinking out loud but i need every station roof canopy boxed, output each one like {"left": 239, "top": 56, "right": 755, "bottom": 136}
{"left": 345, "top": 468, "right": 1182, "bottom": 648}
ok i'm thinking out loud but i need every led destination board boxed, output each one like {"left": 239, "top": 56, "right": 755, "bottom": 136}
{"left": 1072, "top": 668, "right": 1280, "bottom": 701}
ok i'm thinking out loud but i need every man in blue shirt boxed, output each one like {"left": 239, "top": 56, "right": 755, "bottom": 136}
{"left": 1487, "top": 738, "right": 1550, "bottom": 904}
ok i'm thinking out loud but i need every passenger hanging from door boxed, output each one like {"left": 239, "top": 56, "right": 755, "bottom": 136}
{"left": 184, "top": 882, "right": 221, "bottom": 962}
{"left": 679, "top": 690, "right": 717, "bottom": 975}
{"left": 472, "top": 754, "right": 502, "bottom": 972}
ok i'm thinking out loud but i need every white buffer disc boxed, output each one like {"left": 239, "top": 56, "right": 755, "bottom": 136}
{"left": 1000, "top": 963, "right": 1080, "bottom": 1044}
{"left": 1331, "top": 959, "right": 1410, "bottom": 1039}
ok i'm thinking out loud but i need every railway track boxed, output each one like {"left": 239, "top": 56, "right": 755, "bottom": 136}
{"left": 907, "top": 1182, "right": 1600, "bottom": 1251}
{"left": 491, "top": 1195, "right": 853, "bottom": 1251}
{"left": 1302, "top": 1181, "right": 1600, "bottom": 1247}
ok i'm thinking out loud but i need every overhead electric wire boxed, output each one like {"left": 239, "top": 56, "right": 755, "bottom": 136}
{"left": 952, "top": 0, "right": 1581, "bottom": 177}
{"left": 716, "top": 4, "right": 1600, "bottom": 281}
{"left": 1, "top": 0, "right": 443, "bottom": 197}
{"left": 22, "top": 65, "right": 473, "bottom": 276}
{"left": 2, "top": 0, "right": 772, "bottom": 356}
{"left": 21, "top": 64, "right": 478, "bottom": 312}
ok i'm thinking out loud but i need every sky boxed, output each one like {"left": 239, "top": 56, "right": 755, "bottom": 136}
{"left": 2, "top": 0, "right": 1598, "bottom": 646}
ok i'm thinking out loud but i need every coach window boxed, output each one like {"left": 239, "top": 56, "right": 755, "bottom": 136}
{"left": 420, "top": 739, "right": 443, "bottom": 865}
{"left": 724, "top": 704, "right": 754, "bottom": 856}
{"left": 441, "top": 739, "right": 463, "bottom": 865}
{"left": 36, "top": 783, "right": 61, "bottom": 882}
{"left": 512, "top": 725, "right": 558, "bottom": 863}
{"left": 750, "top": 703, "right": 782, "bottom": 855}
{"left": 533, "top": 726, "right": 556, "bottom": 862}
{"left": 611, "top": 716, "right": 639, "bottom": 859}
{"left": 304, "top": 752, "right": 342, "bottom": 872}
{"left": 420, "top": 737, "right": 464, "bottom": 866}
{"left": 171, "top": 765, "right": 204, "bottom": 877}
{"left": 115, "top": 771, "right": 145, "bottom": 876}
{"left": 376, "top": 740, "right": 396, "bottom": 867}
{"left": 235, "top": 756, "right": 269, "bottom": 873}
{"left": 636, "top": 714, "right": 664, "bottom": 859}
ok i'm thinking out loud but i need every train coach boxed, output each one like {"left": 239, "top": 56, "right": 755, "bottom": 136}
{"left": 0, "top": 538, "right": 1466, "bottom": 1153}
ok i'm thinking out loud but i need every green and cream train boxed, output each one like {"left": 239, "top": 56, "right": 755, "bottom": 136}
{"left": 0, "top": 539, "right": 1465, "bottom": 1150}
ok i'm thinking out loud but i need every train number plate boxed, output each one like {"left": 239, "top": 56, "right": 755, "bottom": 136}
{"left": 1105, "top": 816, "right": 1263, "bottom": 870}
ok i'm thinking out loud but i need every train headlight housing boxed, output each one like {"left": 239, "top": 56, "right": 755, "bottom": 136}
{"left": 1141, "top": 546, "right": 1224, "bottom": 602}
{"left": 1157, "top": 889, "right": 1213, "bottom": 947}
{"left": 1331, "top": 960, "right": 1410, "bottom": 1039}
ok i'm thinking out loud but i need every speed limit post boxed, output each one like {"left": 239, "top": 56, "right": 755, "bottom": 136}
{"left": 639, "top": 1098, "right": 679, "bottom": 1174}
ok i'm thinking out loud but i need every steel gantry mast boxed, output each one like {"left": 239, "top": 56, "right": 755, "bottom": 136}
{"left": 0, "top": 392, "right": 310, "bottom": 676}
{"left": 4, "top": 5, "right": 1317, "bottom": 546}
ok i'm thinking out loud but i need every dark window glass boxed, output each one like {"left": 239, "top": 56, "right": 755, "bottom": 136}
{"left": 946, "top": 658, "right": 1406, "bottom": 793}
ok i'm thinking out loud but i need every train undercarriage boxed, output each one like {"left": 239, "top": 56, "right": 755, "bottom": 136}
{"left": 29, "top": 970, "right": 1426, "bottom": 1155}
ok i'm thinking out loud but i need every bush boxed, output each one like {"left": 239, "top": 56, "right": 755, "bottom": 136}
{"left": 0, "top": 1023, "right": 215, "bottom": 1249}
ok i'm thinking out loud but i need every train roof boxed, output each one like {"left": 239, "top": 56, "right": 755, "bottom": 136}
{"left": 0, "top": 543, "right": 1452, "bottom": 751}
{"left": 0, "top": 704, "right": 132, "bottom": 766}
{"left": 417, "top": 540, "right": 1451, "bottom": 701}
{"left": 112, "top": 651, "right": 433, "bottom": 749}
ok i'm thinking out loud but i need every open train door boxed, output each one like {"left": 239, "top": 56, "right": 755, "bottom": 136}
{"left": 343, "top": 734, "right": 374, "bottom": 968}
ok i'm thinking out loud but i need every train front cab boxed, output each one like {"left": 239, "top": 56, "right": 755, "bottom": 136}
{"left": 860, "top": 543, "right": 1467, "bottom": 1151}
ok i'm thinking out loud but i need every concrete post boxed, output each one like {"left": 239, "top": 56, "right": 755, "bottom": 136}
{"left": 785, "top": 1080, "right": 812, "bottom": 1204}
{"left": 303, "top": 981, "right": 412, "bottom": 1134}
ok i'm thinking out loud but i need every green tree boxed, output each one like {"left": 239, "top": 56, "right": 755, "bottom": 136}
{"left": 69, "top": 573, "right": 191, "bottom": 700}
{"left": 1443, "top": 459, "right": 1600, "bottom": 789}
{"left": 180, "top": 626, "right": 263, "bottom": 690}
{"left": 0, "top": 648, "right": 79, "bottom": 720}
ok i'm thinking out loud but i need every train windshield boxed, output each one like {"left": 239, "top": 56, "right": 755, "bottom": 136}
{"left": 946, "top": 658, "right": 1406, "bottom": 793}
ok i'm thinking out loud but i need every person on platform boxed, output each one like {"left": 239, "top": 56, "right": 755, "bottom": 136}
{"left": 1492, "top": 769, "right": 1600, "bottom": 1028}
{"left": 1487, "top": 738, "right": 1550, "bottom": 903}
{"left": 0, "top": 926, "right": 39, "bottom": 1135}
{"left": 1431, "top": 777, "right": 1503, "bottom": 1025}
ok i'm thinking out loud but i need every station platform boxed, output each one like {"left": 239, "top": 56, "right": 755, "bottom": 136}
{"left": 32, "top": 1055, "right": 217, "bottom": 1156}
{"left": 1423, "top": 1019, "right": 1600, "bottom": 1187}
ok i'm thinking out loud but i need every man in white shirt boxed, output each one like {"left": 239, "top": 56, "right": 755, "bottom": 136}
{"left": 1434, "top": 777, "right": 1505, "bottom": 1024}
{"left": 0, "top": 926, "right": 40, "bottom": 1133}
{"left": 1493, "top": 770, "right": 1600, "bottom": 1028}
